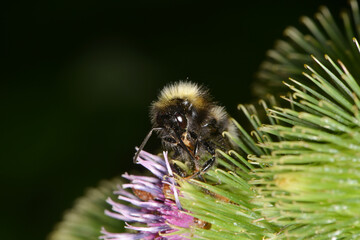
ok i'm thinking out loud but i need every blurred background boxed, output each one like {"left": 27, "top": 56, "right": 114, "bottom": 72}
{"left": 2, "top": 0, "right": 347, "bottom": 239}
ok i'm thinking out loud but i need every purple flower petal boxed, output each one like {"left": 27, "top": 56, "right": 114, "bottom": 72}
{"left": 101, "top": 151, "right": 194, "bottom": 240}
{"left": 125, "top": 222, "right": 170, "bottom": 233}
{"left": 122, "top": 183, "right": 163, "bottom": 197}
{"left": 106, "top": 199, "right": 164, "bottom": 223}
{"left": 118, "top": 195, "right": 167, "bottom": 209}
{"left": 136, "top": 149, "right": 166, "bottom": 166}
{"left": 100, "top": 227, "right": 153, "bottom": 240}
{"left": 122, "top": 172, "right": 160, "bottom": 184}
{"left": 137, "top": 159, "right": 167, "bottom": 178}
{"left": 104, "top": 209, "right": 131, "bottom": 222}
{"left": 113, "top": 187, "right": 138, "bottom": 200}
{"left": 105, "top": 206, "right": 163, "bottom": 223}
{"left": 163, "top": 151, "right": 182, "bottom": 210}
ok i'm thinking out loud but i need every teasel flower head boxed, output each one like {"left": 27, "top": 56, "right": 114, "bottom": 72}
{"left": 100, "top": 150, "right": 196, "bottom": 240}
{"left": 256, "top": 0, "right": 360, "bottom": 97}
{"left": 176, "top": 1, "right": 360, "bottom": 239}
{"left": 49, "top": 1, "right": 360, "bottom": 239}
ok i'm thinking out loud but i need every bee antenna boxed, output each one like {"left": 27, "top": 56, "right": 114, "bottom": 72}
{"left": 133, "top": 127, "right": 162, "bottom": 163}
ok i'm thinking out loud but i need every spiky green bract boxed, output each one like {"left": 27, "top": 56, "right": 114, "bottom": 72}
{"left": 255, "top": 0, "right": 360, "bottom": 96}
{"left": 251, "top": 45, "right": 360, "bottom": 239}
{"left": 172, "top": 114, "right": 280, "bottom": 240}
{"left": 176, "top": 168, "right": 278, "bottom": 240}
{"left": 48, "top": 178, "right": 124, "bottom": 240}
{"left": 252, "top": 2, "right": 360, "bottom": 235}
{"left": 176, "top": 39, "right": 360, "bottom": 239}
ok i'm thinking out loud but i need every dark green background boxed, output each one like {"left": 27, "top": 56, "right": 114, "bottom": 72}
{"left": 3, "top": 1, "right": 346, "bottom": 239}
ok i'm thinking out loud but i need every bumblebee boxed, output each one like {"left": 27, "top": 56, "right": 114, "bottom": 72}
{"left": 134, "top": 81, "right": 237, "bottom": 178}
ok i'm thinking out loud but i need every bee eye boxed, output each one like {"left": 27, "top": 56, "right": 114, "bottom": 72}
{"left": 175, "top": 114, "right": 187, "bottom": 129}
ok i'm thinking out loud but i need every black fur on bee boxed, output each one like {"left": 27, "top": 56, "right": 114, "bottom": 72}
{"left": 134, "top": 81, "right": 237, "bottom": 178}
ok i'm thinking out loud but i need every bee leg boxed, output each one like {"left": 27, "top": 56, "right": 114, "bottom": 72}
{"left": 189, "top": 156, "right": 215, "bottom": 179}
{"left": 188, "top": 141, "right": 216, "bottom": 179}
{"left": 200, "top": 156, "right": 216, "bottom": 173}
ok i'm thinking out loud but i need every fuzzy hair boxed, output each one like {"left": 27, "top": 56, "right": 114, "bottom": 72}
{"left": 152, "top": 81, "right": 210, "bottom": 109}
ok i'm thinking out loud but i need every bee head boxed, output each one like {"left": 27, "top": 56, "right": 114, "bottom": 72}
{"left": 134, "top": 81, "right": 236, "bottom": 166}
{"left": 154, "top": 98, "right": 191, "bottom": 133}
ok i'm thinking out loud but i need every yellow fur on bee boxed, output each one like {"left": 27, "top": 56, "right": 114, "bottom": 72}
{"left": 210, "top": 106, "right": 227, "bottom": 122}
{"left": 153, "top": 81, "right": 208, "bottom": 109}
